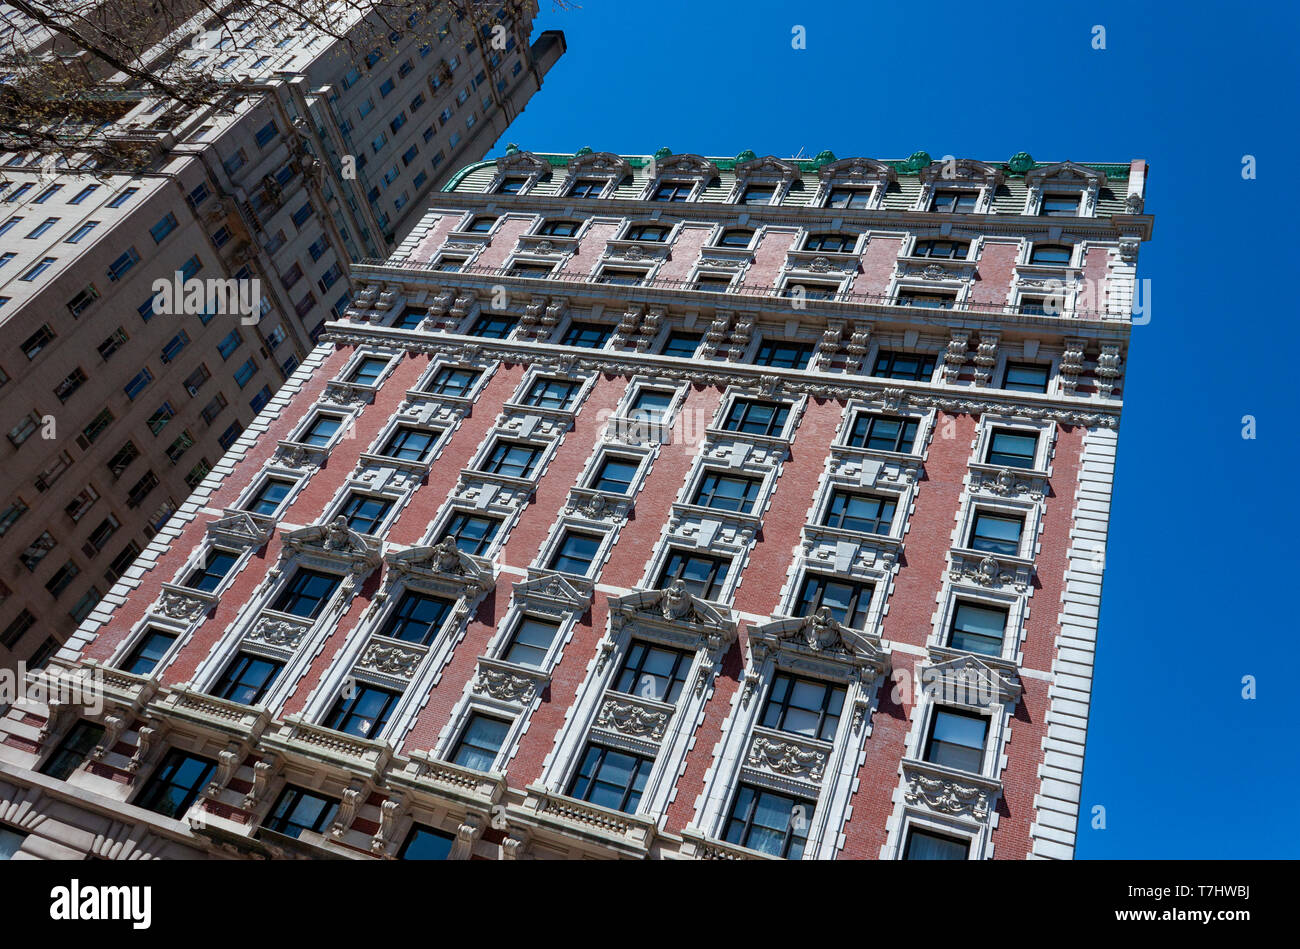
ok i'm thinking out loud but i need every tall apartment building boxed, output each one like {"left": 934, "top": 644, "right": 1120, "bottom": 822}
{"left": 0, "top": 147, "right": 1151, "bottom": 861}
{"left": 0, "top": 1, "right": 564, "bottom": 670}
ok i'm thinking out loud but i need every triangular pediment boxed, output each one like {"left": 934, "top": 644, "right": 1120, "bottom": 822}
{"left": 818, "top": 156, "right": 896, "bottom": 183}
{"left": 735, "top": 155, "right": 800, "bottom": 181}
{"left": 386, "top": 539, "right": 494, "bottom": 595}
{"left": 1025, "top": 161, "right": 1106, "bottom": 187}
{"left": 496, "top": 150, "right": 550, "bottom": 175}
{"left": 281, "top": 517, "right": 381, "bottom": 570}
{"left": 650, "top": 153, "right": 718, "bottom": 178}
{"left": 512, "top": 571, "right": 591, "bottom": 609}
{"left": 751, "top": 609, "right": 888, "bottom": 672}
{"left": 919, "top": 158, "right": 1004, "bottom": 185}
{"left": 567, "top": 150, "right": 631, "bottom": 178}
{"left": 208, "top": 509, "right": 275, "bottom": 547}
{"left": 921, "top": 654, "right": 1021, "bottom": 706}
{"left": 608, "top": 583, "right": 738, "bottom": 642}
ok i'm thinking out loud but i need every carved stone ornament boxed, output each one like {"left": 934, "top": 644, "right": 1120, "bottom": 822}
{"left": 157, "top": 587, "right": 212, "bottom": 622}
{"left": 358, "top": 641, "right": 425, "bottom": 678}
{"left": 904, "top": 770, "right": 991, "bottom": 820}
{"left": 473, "top": 666, "right": 538, "bottom": 704}
{"left": 748, "top": 734, "right": 827, "bottom": 781}
{"left": 596, "top": 698, "right": 669, "bottom": 740}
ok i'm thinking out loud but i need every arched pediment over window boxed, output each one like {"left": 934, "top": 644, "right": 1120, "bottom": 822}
{"left": 749, "top": 608, "right": 890, "bottom": 678}
{"left": 817, "top": 156, "right": 896, "bottom": 185}
{"left": 918, "top": 158, "right": 1004, "bottom": 187}
{"left": 1024, "top": 160, "right": 1107, "bottom": 189}
{"left": 495, "top": 149, "right": 550, "bottom": 176}
{"left": 735, "top": 155, "right": 801, "bottom": 183}
{"left": 648, "top": 153, "right": 719, "bottom": 179}
{"left": 385, "top": 538, "right": 495, "bottom": 598}
{"left": 281, "top": 517, "right": 382, "bottom": 573}
{"left": 565, "top": 150, "right": 631, "bottom": 180}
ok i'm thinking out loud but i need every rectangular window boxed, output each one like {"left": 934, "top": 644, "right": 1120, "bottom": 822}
{"left": 1002, "top": 362, "right": 1050, "bottom": 393}
{"left": 567, "top": 744, "right": 654, "bottom": 814}
{"left": 468, "top": 314, "right": 517, "bottom": 338}
{"left": 70, "top": 184, "right": 100, "bottom": 204}
{"left": 924, "top": 707, "right": 988, "bottom": 773}
{"left": 33, "top": 184, "right": 62, "bottom": 203}
{"left": 547, "top": 531, "right": 603, "bottom": 576}
{"left": 199, "top": 393, "right": 226, "bottom": 422}
{"left": 984, "top": 428, "right": 1038, "bottom": 469}
{"left": 823, "top": 490, "right": 895, "bottom": 535}
{"left": 217, "top": 329, "right": 243, "bottom": 360}
{"left": 121, "top": 628, "right": 176, "bottom": 675}
{"left": 827, "top": 186, "right": 871, "bottom": 209}
{"left": 2, "top": 609, "right": 36, "bottom": 650}
{"left": 219, "top": 421, "right": 244, "bottom": 450}
{"left": 380, "top": 426, "right": 442, "bottom": 463}
{"left": 212, "top": 653, "right": 283, "bottom": 705}
{"left": 40, "top": 719, "right": 105, "bottom": 780}
{"left": 754, "top": 339, "right": 813, "bottom": 369}
{"left": 593, "top": 269, "right": 644, "bottom": 287}
{"left": 20, "top": 256, "right": 56, "bottom": 281}
{"left": 7, "top": 412, "right": 40, "bottom": 447}
{"left": 83, "top": 514, "right": 120, "bottom": 554}
{"left": 124, "top": 367, "right": 153, "bottom": 400}
{"left": 969, "top": 513, "right": 1023, "bottom": 556}
{"left": 19, "top": 531, "right": 57, "bottom": 571}
{"left": 248, "top": 479, "right": 293, "bottom": 515}
{"left": 652, "top": 182, "right": 692, "bottom": 202}
{"left": 560, "top": 322, "right": 614, "bottom": 348}
{"left": 125, "top": 472, "right": 158, "bottom": 508}
{"left": 378, "top": 590, "right": 454, "bottom": 646}
{"left": 692, "top": 472, "right": 762, "bottom": 514}
{"left": 184, "top": 549, "right": 237, "bottom": 593}
{"left": 34, "top": 451, "right": 72, "bottom": 491}
{"left": 1040, "top": 194, "right": 1080, "bottom": 217}
{"left": 96, "top": 327, "right": 128, "bottom": 360}
{"left": 847, "top": 413, "right": 919, "bottom": 453}
{"left": 656, "top": 549, "right": 729, "bottom": 601}
{"left": 588, "top": 456, "right": 640, "bottom": 495}
{"left": 424, "top": 366, "right": 480, "bottom": 396}
{"left": 724, "top": 785, "right": 813, "bottom": 859}
{"left": 254, "top": 120, "right": 278, "bottom": 148}
{"left": 722, "top": 399, "right": 790, "bottom": 437}
{"left": 53, "top": 367, "right": 87, "bottom": 402}
{"left": 64, "top": 487, "right": 99, "bottom": 522}
{"left": 264, "top": 786, "right": 340, "bottom": 838}
{"left": 44, "top": 560, "right": 80, "bottom": 597}
{"left": 1, "top": 498, "right": 30, "bottom": 536}
{"left": 761, "top": 673, "right": 846, "bottom": 742}
{"left": 481, "top": 441, "right": 542, "bottom": 479}
{"left": 233, "top": 358, "right": 257, "bottom": 388}
{"left": 662, "top": 332, "right": 702, "bottom": 358}
{"left": 796, "top": 573, "right": 873, "bottom": 629}
{"left": 522, "top": 377, "right": 580, "bottom": 410}
{"left": 873, "top": 351, "right": 936, "bottom": 381}
{"left": 69, "top": 586, "right": 102, "bottom": 623}
{"left": 338, "top": 493, "right": 392, "bottom": 534}
{"left": 904, "top": 827, "right": 970, "bottom": 860}
{"left": 160, "top": 330, "right": 189, "bottom": 363}
{"left": 502, "top": 616, "right": 561, "bottom": 668}
{"left": 451, "top": 713, "right": 510, "bottom": 771}
{"left": 271, "top": 569, "right": 341, "bottom": 619}
{"left": 21, "top": 324, "right": 56, "bottom": 359}
{"left": 25, "top": 216, "right": 59, "bottom": 238}
{"left": 106, "top": 247, "right": 140, "bottom": 281}
{"left": 948, "top": 602, "right": 1007, "bottom": 656}
{"left": 164, "top": 429, "right": 195, "bottom": 464}
{"left": 931, "top": 190, "right": 978, "bottom": 213}
{"left": 439, "top": 512, "right": 501, "bottom": 557}
{"left": 67, "top": 284, "right": 100, "bottom": 316}
{"left": 135, "top": 749, "right": 216, "bottom": 818}
{"left": 184, "top": 459, "right": 212, "bottom": 489}
{"left": 149, "top": 212, "right": 178, "bottom": 243}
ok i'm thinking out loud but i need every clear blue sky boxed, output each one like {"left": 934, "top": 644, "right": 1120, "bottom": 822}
{"left": 488, "top": 0, "right": 1299, "bottom": 858}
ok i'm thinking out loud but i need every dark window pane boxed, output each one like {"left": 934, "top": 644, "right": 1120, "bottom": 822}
{"left": 924, "top": 708, "right": 988, "bottom": 772}
{"left": 136, "top": 749, "right": 215, "bottom": 818}
{"left": 613, "top": 640, "right": 693, "bottom": 704}
{"left": 567, "top": 744, "right": 654, "bottom": 814}
{"left": 379, "top": 590, "right": 454, "bottom": 645}
{"left": 452, "top": 714, "right": 509, "bottom": 771}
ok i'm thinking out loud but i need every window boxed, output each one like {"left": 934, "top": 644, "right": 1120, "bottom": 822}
{"left": 121, "top": 628, "right": 176, "bottom": 675}
{"left": 219, "top": 421, "right": 244, "bottom": 450}
{"left": 568, "top": 744, "right": 654, "bottom": 814}
{"left": 872, "top": 351, "right": 936, "bottom": 381}
{"left": 67, "top": 284, "right": 100, "bottom": 316}
{"left": 651, "top": 182, "right": 692, "bottom": 202}
{"left": 482, "top": 441, "right": 542, "bottom": 479}
{"left": 338, "top": 493, "right": 392, "bottom": 534}
{"left": 931, "top": 190, "right": 978, "bottom": 213}
{"left": 692, "top": 472, "right": 762, "bottom": 514}
{"left": 847, "top": 413, "right": 919, "bottom": 454}
{"left": 271, "top": 569, "right": 341, "bottom": 619}
{"left": 439, "top": 512, "right": 500, "bottom": 556}
{"left": 425, "top": 366, "right": 479, "bottom": 396}
{"left": 106, "top": 248, "right": 139, "bottom": 281}
{"left": 211, "top": 653, "right": 283, "bottom": 705}
{"left": 1, "top": 498, "right": 30, "bottom": 536}
{"left": 216, "top": 329, "right": 243, "bottom": 361}
{"left": 615, "top": 640, "right": 693, "bottom": 703}
{"left": 508, "top": 262, "right": 555, "bottom": 279}
{"left": 739, "top": 184, "right": 775, "bottom": 205}
{"left": 53, "top": 367, "right": 87, "bottom": 402}
{"left": 64, "top": 488, "right": 99, "bottom": 522}
{"left": 948, "top": 602, "right": 1007, "bottom": 657}
{"left": 795, "top": 574, "right": 873, "bottom": 629}
{"left": 40, "top": 719, "right": 105, "bottom": 780}
{"left": 827, "top": 187, "right": 871, "bottom": 209}
{"left": 345, "top": 356, "right": 387, "bottom": 387}
{"left": 376, "top": 589, "right": 453, "bottom": 646}
{"left": 21, "top": 324, "right": 55, "bottom": 359}
{"left": 547, "top": 531, "right": 602, "bottom": 576}
{"left": 693, "top": 274, "right": 731, "bottom": 293}
{"left": 33, "top": 184, "right": 62, "bottom": 204}
{"left": 465, "top": 215, "right": 496, "bottom": 232}
{"left": 69, "top": 184, "right": 100, "bottom": 205}
{"left": 125, "top": 472, "right": 157, "bottom": 507}
{"left": 594, "top": 269, "right": 644, "bottom": 288}
{"left": 969, "top": 513, "right": 1023, "bottom": 556}
{"left": 254, "top": 120, "right": 279, "bottom": 148}
{"left": 522, "top": 377, "right": 581, "bottom": 410}
{"left": 25, "top": 216, "right": 59, "bottom": 238}
{"left": 0, "top": 216, "right": 20, "bottom": 235}
{"left": 1002, "top": 362, "right": 1050, "bottom": 393}
{"left": 398, "top": 825, "right": 455, "bottom": 860}
{"left": 0, "top": 826, "right": 24, "bottom": 859}
{"left": 1040, "top": 194, "right": 1080, "bottom": 217}
{"left": 301, "top": 415, "right": 342, "bottom": 446}
{"left": 568, "top": 178, "right": 605, "bottom": 198}
{"left": 135, "top": 749, "right": 216, "bottom": 818}
{"left": 149, "top": 212, "right": 178, "bottom": 243}
{"left": 762, "top": 673, "right": 846, "bottom": 741}
{"left": 985, "top": 428, "right": 1038, "bottom": 469}
{"left": 495, "top": 176, "right": 528, "bottom": 194}
{"left": 468, "top": 314, "right": 517, "bottom": 338}
{"left": 248, "top": 478, "right": 293, "bottom": 515}
{"left": 722, "top": 399, "right": 790, "bottom": 437}
{"left": 804, "top": 232, "right": 856, "bottom": 253}
{"left": 656, "top": 550, "right": 729, "bottom": 601}
{"left": 924, "top": 707, "right": 988, "bottom": 773}
{"left": 382, "top": 426, "right": 443, "bottom": 463}
{"left": 83, "top": 515, "right": 120, "bottom": 554}
{"left": 199, "top": 393, "right": 227, "bottom": 423}
{"left": 589, "top": 456, "right": 639, "bottom": 494}
{"left": 69, "top": 586, "right": 102, "bottom": 623}
{"left": 96, "top": 327, "right": 128, "bottom": 360}
{"left": 538, "top": 219, "right": 579, "bottom": 237}
{"left": 184, "top": 549, "right": 237, "bottom": 592}
{"left": 503, "top": 617, "right": 560, "bottom": 667}
{"left": 7, "top": 413, "right": 40, "bottom": 447}
{"left": 904, "top": 827, "right": 970, "bottom": 860}
{"left": 823, "top": 490, "right": 895, "bottom": 534}
{"left": 913, "top": 239, "right": 968, "bottom": 259}
{"left": 625, "top": 224, "right": 668, "bottom": 242}
{"left": 754, "top": 339, "right": 813, "bottom": 370}
{"left": 160, "top": 331, "right": 189, "bottom": 363}
{"left": 452, "top": 713, "right": 510, "bottom": 771}
{"left": 2, "top": 610, "right": 36, "bottom": 650}
{"left": 717, "top": 227, "right": 753, "bottom": 248}
{"left": 45, "top": 560, "right": 80, "bottom": 597}
{"left": 265, "top": 786, "right": 340, "bottom": 838}
{"left": 662, "top": 332, "right": 701, "bottom": 358}
{"left": 1029, "top": 244, "right": 1072, "bottom": 265}
{"left": 20, "top": 256, "right": 56, "bottom": 281}
{"left": 724, "top": 785, "right": 813, "bottom": 859}
{"left": 123, "top": 368, "right": 153, "bottom": 400}
{"left": 19, "top": 532, "right": 56, "bottom": 571}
